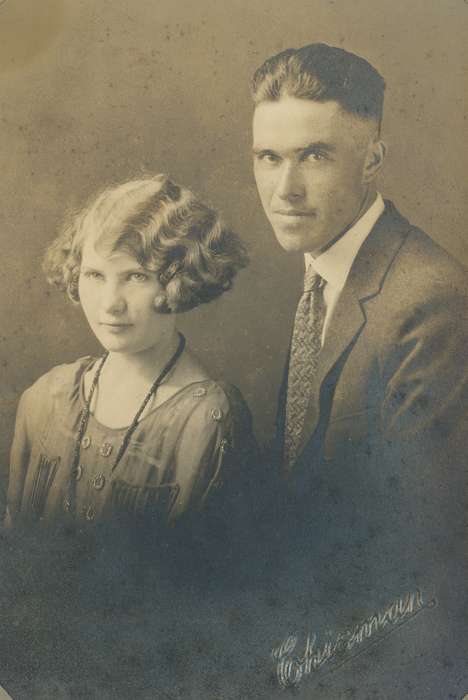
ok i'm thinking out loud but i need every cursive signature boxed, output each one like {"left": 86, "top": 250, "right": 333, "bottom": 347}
{"left": 271, "top": 590, "right": 434, "bottom": 688}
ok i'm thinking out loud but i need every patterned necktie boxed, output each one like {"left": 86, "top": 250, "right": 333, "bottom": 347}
{"left": 284, "top": 265, "right": 326, "bottom": 471}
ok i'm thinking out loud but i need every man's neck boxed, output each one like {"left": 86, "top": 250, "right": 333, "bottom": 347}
{"left": 312, "top": 188, "right": 378, "bottom": 259}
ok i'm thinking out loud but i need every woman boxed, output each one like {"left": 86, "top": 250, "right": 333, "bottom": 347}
{"left": 5, "top": 175, "right": 255, "bottom": 537}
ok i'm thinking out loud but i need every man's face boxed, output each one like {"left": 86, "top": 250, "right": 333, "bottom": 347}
{"left": 253, "top": 96, "right": 375, "bottom": 255}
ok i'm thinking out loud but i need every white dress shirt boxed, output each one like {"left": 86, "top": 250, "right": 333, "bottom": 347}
{"left": 305, "top": 193, "right": 385, "bottom": 343}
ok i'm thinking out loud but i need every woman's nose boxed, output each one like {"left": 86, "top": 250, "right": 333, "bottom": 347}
{"left": 101, "top": 283, "right": 127, "bottom": 314}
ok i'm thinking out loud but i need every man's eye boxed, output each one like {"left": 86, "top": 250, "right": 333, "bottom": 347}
{"left": 256, "top": 153, "right": 280, "bottom": 165}
{"left": 304, "top": 151, "right": 326, "bottom": 162}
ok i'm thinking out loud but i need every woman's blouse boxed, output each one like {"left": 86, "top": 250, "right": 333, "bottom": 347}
{"left": 6, "top": 356, "right": 255, "bottom": 530}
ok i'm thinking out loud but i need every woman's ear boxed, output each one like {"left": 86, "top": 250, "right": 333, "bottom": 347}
{"left": 68, "top": 273, "right": 81, "bottom": 304}
{"left": 154, "top": 293, "right": 169, "bottom": 312}
{"left": 362, "top": 139, "right": 387, "bottom": 184}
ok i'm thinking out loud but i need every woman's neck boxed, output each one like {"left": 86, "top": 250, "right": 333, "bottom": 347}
{"left": 104, "top": 331, "right": 181, "bottom": 385}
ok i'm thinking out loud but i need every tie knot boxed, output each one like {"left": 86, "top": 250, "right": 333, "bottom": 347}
{"left": 303, "top": 265, "right": 322, "bottom": 292}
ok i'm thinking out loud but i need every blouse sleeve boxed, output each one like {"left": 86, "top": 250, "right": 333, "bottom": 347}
{"left": 204, "top": 382, "right": 258, "bottom": 508}
{"left": 170, "top": 382, "right": 258, "bottom": 560}
{"left": 5, "top": 389, "right": 33, "bottom": 527}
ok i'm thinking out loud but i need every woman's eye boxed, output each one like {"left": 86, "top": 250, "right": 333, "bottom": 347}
{"left": 83, "top": 270, "right": 103, "bottom": 280}
{"left": 129, "top": 272, "right": 148, "bottom": 282}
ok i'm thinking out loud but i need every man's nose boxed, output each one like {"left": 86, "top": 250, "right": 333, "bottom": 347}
{"left": 101, "top": 282, "right": 126, "bottom": 314}
{"left": 275, "top": 163, "right": 305, "bottom": 201}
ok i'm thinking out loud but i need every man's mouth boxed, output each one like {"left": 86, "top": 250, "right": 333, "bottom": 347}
{"left": 274, "top": 209, "right": 315, "bottom": 217}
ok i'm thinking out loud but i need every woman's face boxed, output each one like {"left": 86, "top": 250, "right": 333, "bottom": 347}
{"left": 78, "top": 237, "right": 176, "bottom": 355}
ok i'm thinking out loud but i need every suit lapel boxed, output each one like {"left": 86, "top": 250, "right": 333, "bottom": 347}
{"left": 294, "top": 201, "right": 412, "bottom": 460}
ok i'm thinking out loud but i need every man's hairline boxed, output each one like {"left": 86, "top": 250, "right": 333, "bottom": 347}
{"left": 252, "top": 95, "right": 383, "bottom": 141}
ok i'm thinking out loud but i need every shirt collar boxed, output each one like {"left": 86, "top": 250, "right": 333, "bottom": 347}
{"left": 305, "top": 193, "right": 385, "bottom": 290}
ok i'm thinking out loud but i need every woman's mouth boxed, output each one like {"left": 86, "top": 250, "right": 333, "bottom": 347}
{"left": 99, "top": 322, "right": 133, "bottom": 333}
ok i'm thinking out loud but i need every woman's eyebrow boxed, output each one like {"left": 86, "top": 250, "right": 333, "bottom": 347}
{"left": 81, "top": 263, "right": 148, "bottom": 274}
{"left": 115, "top": 266, "right": 152, "bottom": 277}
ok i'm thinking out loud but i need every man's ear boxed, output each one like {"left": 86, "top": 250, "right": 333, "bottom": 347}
{"left": 362, "top": 139, "right": 386, "bottom": 184}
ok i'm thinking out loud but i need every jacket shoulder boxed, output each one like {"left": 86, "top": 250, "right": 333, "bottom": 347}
{"left": 378, "top": 204, "right": 468, "bottom": 301}
{"left": 402, "top": 226, "right": 467, "bottom": 280}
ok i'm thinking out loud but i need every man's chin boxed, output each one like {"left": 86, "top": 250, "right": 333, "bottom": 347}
{"left": 274, "top": 231, "right": 316, "bottom": 254}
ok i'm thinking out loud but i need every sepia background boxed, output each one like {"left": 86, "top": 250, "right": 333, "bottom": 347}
{"left": 0, "top": 0, "right": 467, "bottom": 504}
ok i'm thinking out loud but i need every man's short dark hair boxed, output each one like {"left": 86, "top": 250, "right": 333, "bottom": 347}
{"left": 251, "top": 43, "right": 385, "bottom": 127}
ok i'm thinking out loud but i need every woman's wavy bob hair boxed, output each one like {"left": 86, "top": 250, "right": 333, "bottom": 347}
{"left": 43, "top": 174, "right": 248, "bottom": 313}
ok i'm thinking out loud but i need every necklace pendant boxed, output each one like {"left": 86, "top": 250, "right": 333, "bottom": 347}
{"left": 63, "top": 496, "right": 72, "bottom": 512}
{"left": 92, "top": 473, "right": 106, "bottom": 491}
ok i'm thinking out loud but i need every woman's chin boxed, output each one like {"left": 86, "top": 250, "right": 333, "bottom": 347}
{"left": 96, "top": 335, "right": 135, "bottom": 354}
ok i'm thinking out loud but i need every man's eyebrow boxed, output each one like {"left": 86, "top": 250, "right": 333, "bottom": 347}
{"left": 298, "top": 141, "right": 336, "bottom": 154}
{"left": 252, "top": 147, "right": 278, "bottom": 155}
{"left": 252, "top": 142, "right": 336, "bottom": 155}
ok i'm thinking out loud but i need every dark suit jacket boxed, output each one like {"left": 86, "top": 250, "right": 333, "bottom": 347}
{"left": 266, "top": 201, "right": 468, "bottom": 695}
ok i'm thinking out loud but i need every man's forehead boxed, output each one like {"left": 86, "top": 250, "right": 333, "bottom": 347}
{"left": 252, "top": 96, "right": 368, "bottom": 150}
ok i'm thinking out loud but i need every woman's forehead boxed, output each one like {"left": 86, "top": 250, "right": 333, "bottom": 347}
{"left": 81, "top": 237, "right": 142, "bottom": 268}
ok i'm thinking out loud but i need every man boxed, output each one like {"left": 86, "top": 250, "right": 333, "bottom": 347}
{"left": 251, "top": 44, "right": 467, "bottom": 693}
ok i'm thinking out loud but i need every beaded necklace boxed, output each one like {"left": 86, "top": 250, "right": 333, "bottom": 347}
{"left": 66, "top": 332, "right": 186, "bottom": 516}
